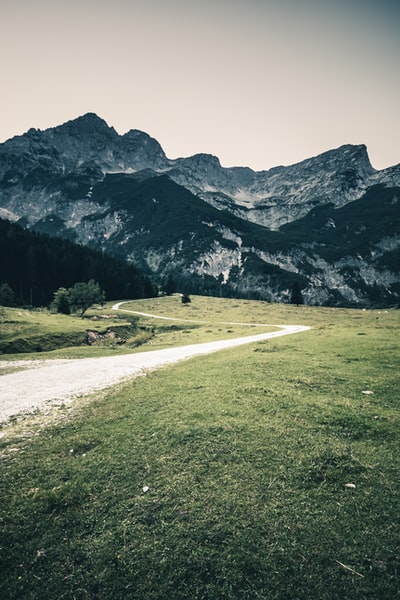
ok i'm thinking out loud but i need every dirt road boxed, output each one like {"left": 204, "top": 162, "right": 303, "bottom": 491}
{"left": 0, "top": 321, "right": 309, "bottom": 423}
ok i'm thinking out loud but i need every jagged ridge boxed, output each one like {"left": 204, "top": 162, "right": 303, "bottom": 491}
{"left": 0, "top": 113, "right": 399, "bottom": 306}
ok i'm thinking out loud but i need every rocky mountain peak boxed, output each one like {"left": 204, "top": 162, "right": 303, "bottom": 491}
{"left": 0, "top": 113, "right": 399, "bottom": 308}
{"left": 313, "top": 144, "right": 374, "bottom": 175}
{"left": 180, "top": 153, "right": 222, "bottom": 168}
{"left": 53, "top": 113, "right": 116, "bottom": 137}
{"left": 122, "top": 129, "right": 167, "bottom": 170}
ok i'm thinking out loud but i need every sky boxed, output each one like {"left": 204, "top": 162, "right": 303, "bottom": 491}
{"left": 1, "top": 0, "right": 399, "bottom": 171}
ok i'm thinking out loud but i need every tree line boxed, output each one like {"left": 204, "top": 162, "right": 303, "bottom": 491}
{"left": 0, "top": 218, "right": 157, "bottom": 307}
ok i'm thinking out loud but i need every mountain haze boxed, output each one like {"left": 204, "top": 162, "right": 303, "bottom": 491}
{"left": 0, "top": 113, "right": 399, "bottom": 306}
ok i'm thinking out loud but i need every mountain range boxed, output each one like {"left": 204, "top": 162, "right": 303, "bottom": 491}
{"left": 0, "top": 112, "right": 399, "bottom": 306}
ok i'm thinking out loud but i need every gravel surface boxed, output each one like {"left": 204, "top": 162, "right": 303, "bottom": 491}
{"left": 0, "top": 325, "right": 309, "bottom": 422}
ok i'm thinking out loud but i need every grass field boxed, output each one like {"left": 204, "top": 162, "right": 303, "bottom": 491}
{"left": 0, "top": 297, "right": 399, "bottom": 599}
{"left": 0, "top": 305, "right": 144, "bottom": 358}
{"left": 0, "top": 296, "right": 276, "bottom": 360}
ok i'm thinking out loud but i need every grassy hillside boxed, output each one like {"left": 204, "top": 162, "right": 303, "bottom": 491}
{"left": 0, "top": 306, "right": 146, "bottom": 357}
{"left": 0, "top": 297, "right": 277, "bottom": 358}
{"left": 0, "top": 297, "right": 399, "bottom": 599}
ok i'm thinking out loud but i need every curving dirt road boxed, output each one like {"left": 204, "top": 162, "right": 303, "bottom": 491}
{"left": 0, "top": 306, "right": 309, "bottom": 422}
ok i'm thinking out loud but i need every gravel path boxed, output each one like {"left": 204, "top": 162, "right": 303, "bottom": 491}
{"left": 0, "top": 321, "right": 309, "bottom": 423}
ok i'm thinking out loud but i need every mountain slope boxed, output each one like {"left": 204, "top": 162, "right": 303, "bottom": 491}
{"left": 0, "top": 113, "right": 399, "bottom": 306}
{"left": 0, "top": 217, "right": 156, "bottom": 307}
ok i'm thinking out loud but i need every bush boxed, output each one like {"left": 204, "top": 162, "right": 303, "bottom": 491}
{"left": 0, "top": 283, "right": 15, "bottom": 307}
{"left": 51, "top": 287, "right": 70, "bottom": 314}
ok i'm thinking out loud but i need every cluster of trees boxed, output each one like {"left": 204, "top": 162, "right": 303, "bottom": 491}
{"left": 162, "top": 271, "right": 305, "bottom": 305}
{"left": 51, "top": 280, "right": 105, "bottom": 317}
{"left": 0, "top": 218, "right": 307, "bottom": 311}
{"left": 0, "top": 218, "right": 157, "bottom": 307}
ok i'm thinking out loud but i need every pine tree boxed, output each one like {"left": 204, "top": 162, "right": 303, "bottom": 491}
{"left": 290, "top": 281, "right": 304, "bottom": 306}
{"left": 181, "top": 293, "right": 191, "bottom": 304}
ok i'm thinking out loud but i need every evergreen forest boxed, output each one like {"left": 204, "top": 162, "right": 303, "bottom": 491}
{"left": 0, "top": 218, "right": 157, "bottom": 307}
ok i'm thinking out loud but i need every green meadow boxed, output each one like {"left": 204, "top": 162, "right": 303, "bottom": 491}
{"left": 0, "top": 297, "right": 399, "bottom": 599}
{"left": 0, "top": 306, "right": 140, "bottom": 358}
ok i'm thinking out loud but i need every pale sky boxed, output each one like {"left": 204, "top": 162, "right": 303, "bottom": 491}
{"left": 1, "top": 0, "right": 399, "bottom": 171}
